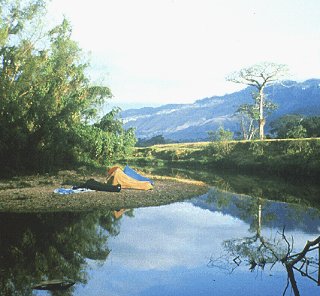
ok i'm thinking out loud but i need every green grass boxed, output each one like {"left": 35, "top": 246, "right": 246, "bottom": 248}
{"left": 121, "top": 138, "right": 320, "bottom": 179}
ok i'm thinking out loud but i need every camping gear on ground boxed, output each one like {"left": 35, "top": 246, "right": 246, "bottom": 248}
{"left": 54, "top": 188, "right": 94, "bottom": 194}
{"left": 75, "top": 178, "right": 121, "bottom": 192}
{"left": 106, "top": 167, "right": 153, "bottom": 190}
{"left": 123, "top": 165, "right": 154, "bottom": 185}
{"left": 32, "top": 279, "right": 75, "bottom": 290}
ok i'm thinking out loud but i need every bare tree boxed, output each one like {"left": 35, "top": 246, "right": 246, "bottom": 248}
{"left": 227, "top": 62, "right": 289, "bottom": 140}
{"left": 235, "top": 104, "right": 259, "bottom": 140}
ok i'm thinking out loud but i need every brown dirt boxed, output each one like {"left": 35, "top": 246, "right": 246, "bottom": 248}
{"left": 0, "top": 170, "right": 209, "bottom": 212}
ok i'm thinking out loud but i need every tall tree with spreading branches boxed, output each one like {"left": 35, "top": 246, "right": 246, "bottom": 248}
{"left": 227, "top": 62, "right": 289, "bottom": 140}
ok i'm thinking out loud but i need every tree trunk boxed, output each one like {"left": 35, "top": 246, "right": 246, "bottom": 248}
{"left": 259, "top": 118, "right": 265, "bottom": 140}
{"left": 259, "top": 88, "right": 265, "bottom": 140}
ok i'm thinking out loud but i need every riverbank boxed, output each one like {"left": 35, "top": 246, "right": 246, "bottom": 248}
{"left": 0, "top": 169, "right": 208, "bottom": 212}
{"left": 126, "top": 138, "right": 320, "bottom": 179}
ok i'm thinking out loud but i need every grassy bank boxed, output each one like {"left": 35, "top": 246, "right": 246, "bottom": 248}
{"left": 123, "top": 138, "right": 320, "bottom": 179}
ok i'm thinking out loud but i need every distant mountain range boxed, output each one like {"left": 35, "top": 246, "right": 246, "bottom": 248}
{"left": 121, "top": 79, "right": 320, "bottom": 141}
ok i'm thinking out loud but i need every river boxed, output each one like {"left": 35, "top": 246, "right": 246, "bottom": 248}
{"left": 1, "top": 169, "right": 320, "bottom": 296}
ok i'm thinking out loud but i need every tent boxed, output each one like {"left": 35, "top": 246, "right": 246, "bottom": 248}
{"left": 106, "top": 167, "right": 153, "bottom": 190}
{"left": 123, "top": 165, "right": 154, "bottom": 185}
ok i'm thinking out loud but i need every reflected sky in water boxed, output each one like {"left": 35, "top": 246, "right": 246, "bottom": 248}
{"left": 63, "top": 193, "right": 320, "bottom": 296}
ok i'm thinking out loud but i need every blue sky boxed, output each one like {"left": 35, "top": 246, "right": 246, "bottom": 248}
{"left": 47, "top": 0, "right": 320, "bottom": 110}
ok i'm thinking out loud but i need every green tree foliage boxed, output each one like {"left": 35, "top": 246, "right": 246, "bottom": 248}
{"left": 270, "top": 115, "right": 320, "bottom": 139}
{"left": 94, "top": 107, "right": 137, "bottom": 165}
{"left": 286, "top": 125, "right": 307, "bottom": 139}
{"left": 208, "top": 126, "right": 234, "bottom": 142}
{"left": 0, "top": 0, "right": 135, "bottom": 174}
{"left": 270, "top": 115, "right": 304, "bottom": 138}
{"left": 136, "top": 135, "right": 167, "bottom": 147}
{"left": 302, "top": 116, "right": 320, "bottom": 137}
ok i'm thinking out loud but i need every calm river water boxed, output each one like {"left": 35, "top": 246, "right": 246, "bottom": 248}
{"left": 1, "top": 170, "right": 320, "bottom": 296}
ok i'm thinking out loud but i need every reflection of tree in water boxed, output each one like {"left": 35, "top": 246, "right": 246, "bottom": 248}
{"left": 209, "top": 195, "right": 288, "bottom": 273}
{"left": 206, "top": 189, "right": 320, "bottom": 295}
{"left": 210, "top": 229, "right": 320, "bottom": 295}
{"left": 0, "top": 209, "right": 132, "bottom": 296}
{"left": 281, "top": 235, "right": 320, "bottom": 296}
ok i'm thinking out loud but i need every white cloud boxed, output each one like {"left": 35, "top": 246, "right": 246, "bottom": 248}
{"left": 75, "top": 200, "right": 320, "bottom": 295}
{"left": 109, "top": 202, "right": 249, "bottom": 270}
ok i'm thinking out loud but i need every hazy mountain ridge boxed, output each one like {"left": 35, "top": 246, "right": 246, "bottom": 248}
{"left": 121, "top": 79, "right": 320, "bottom": 141}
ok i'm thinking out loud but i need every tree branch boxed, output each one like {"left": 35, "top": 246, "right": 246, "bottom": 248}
{"left": 287, "top": 236, "right": 320, "bottom": 266}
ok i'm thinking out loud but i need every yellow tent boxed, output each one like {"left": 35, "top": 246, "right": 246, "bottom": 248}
{"left": 106, "top": 167, "right": 153, "bottom": 190}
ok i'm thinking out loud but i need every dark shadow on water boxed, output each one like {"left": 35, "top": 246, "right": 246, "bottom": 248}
{"left": 0, "top": 209, "right": 133, "bottom": 295}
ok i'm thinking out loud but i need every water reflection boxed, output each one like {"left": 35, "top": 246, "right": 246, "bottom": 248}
{"left": 0, "top": 210, "right": 130, "bottom": 295}
{"left": 195, "top": 188, "right": 320, "bottom": 233}
{"left": 1, "top": 182, "right": 320, "bottom": 295}
{"left": 202, "top": 188, "right": 320, "bottom": 295}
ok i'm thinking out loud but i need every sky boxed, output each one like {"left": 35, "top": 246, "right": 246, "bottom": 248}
{"left": 46, "top": 0, "right": 320, "bottom": 110}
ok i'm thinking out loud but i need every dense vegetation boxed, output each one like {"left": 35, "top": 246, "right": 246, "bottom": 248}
{"left": 0, "top": 0, "right": 135, "bottom": 176}
{"left": 270, "top": 115, "right": 320, "bottom": 138}
{"left": 126, "top": 138, "right": 320, "bottom": 179}
{"left": 136, "top": 135, "right": 172, "bottom": 147}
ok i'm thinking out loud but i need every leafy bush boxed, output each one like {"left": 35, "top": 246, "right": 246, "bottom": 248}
{"left": 0, "top": 1, "right": 136, "bottom": 175}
